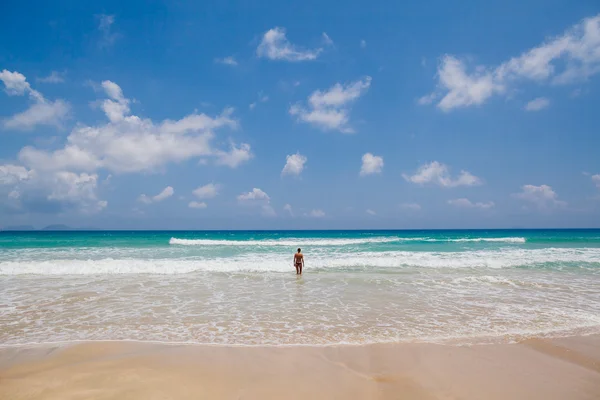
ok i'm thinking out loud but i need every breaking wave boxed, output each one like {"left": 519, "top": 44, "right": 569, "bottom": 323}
{"left": 1, "top": 247, "right": 598, "bottom": 275}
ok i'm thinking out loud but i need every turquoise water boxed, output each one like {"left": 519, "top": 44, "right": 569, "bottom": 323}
{"left": 1, "top": 229, "right": 599, "bottom": 345}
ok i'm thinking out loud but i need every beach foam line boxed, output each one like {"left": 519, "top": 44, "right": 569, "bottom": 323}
{"left": 1, "top": 247, "right": 598, "bottom": 275}
{"left": 169, "top": 237, "right": 402, "bottom": 246}
{"left": 169, "top": 236, "right": 527, "bottom": 246}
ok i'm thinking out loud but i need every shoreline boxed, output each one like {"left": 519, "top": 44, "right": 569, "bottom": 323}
{"left": 1, "top": 335, "right": 599, "bottom": 399}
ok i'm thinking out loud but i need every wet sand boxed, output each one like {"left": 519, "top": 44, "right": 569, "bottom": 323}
{"left": 1, "top": 335, "right": 599, "bottom": 399}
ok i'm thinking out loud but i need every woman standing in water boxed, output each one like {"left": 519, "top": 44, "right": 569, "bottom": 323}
{"left": 293, "top": 248, "right": 304, "bottom": 275}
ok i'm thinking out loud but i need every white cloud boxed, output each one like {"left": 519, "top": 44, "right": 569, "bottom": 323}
{"left": 592, "top": 174, "right": 600, "bottom": 188}
{"left": 0, "top": 164, "right": 32, "bottom": 185}
{"left": 215, "top": 142, "right": 253, "bottom": 168}
{"left": 257, "top": 27, "right": 322, "bottom": 61}
{"left": 249, "top": 102, "right": 256, "bottom": 110}
{"left": 0, "top": 166, "right": 106, "bottom": 214}
{"left": 513, "top": 184, "right": 567, "bottom": 208}
{"left": 4, "top": 100, "right": 70, "bottom": 130}
{"left": 448, "top": 198, "right": 495, "bottom": 209}
{"left": 238, "top": 188, "right": 270, "bottom": 202}
{"left": 101, "top": 80, "right": 130, "bottom": 122}
{"left": 237, "top": 188, "right": 275, "bottom": 217}
{"left": 360, "top": 39, "right": 366, "bottom": 49}
{"left": 193, "top": 183, "right": 219, "bottom": 199}
{"left": 306, "top": 209, "right": 325, "bottom": 218}
{"left": 0, "top": 70, "right": 70, "bottom": 130}
{"left": 360, "top": 153, "right": 383, "bottom": 176}
{"left": 282, "top": 152, "right": 307, "bottom": 176}
{"left": 283, "top": 203, "right": 294, "bottom": 216}
{"left": 37, "top": 71, "right": 65, "bottom": 84}
{"left": 366, "top": 209, "right": 376, "bottom": 215}
{"left": 422, "top": 14, "right": 600, "bottom": 111}
{"left": 524, "top": 97, "right": 550, "bottom": 111}
{"left": 139, "top": 195, "right": 152, "bottom": 204}
{"left": 98, "top": 14, "right": 119, "bottom": 48}
{"left": 0, "top": 70, "right": 38, "bottom": 97}
{"left": 154, "top": 186, "right": 174, "bottom": 202}
{"left": 139, "top": 186, "right": 174, "bottom": 204}
{"left": 215, "top": 56, "right": 238, "bottom": 66}
{"left": 399, "top": 203, "right": 421, "bottom": 211}
{"left": 417, "top": 93, "right": 437, "bottom": 105}
{"left": 402, "top": 161, "right": 482, "bottom": 187}
{"left": 16, "top": 82, "right": 250, "bottom": 173}
{"left": 289, "top": 77, "right": 371, "bottom": 133}
{"left": 188, "top": 201, "right": 207, "bottom": 209}
{"left": 47, "top": 172, "right": 107, "bottom": 213}
{"left": 322, "top": 32, "right": 334, "bottom": 46}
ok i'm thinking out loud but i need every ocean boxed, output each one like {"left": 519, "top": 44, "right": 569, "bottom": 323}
{"left": 1, "top": 229, "right": 599, "bottom": 346}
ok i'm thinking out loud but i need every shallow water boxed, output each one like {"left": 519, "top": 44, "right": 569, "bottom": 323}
{"left": 1, "top": 230, "right": 599, "bottom": 346}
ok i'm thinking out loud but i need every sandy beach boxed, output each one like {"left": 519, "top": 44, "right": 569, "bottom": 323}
{"left": 1, "top": 335, "right": 599, "bottom": 399}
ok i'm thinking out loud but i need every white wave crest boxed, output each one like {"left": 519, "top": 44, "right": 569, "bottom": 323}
{"left": 169, "top": 237, "right": 402, "bottom": 246}
{"left": 169, "top": 236, "right": 526, "bottom": 246}
{"left": 441, "top": 237, "right": 526, "bottom": 243}
{"left": 1, "top": 248, "right": 597, "bottom": 275}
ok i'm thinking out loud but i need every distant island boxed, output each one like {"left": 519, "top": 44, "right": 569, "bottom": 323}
{"left": 1, "top": 225, "right": 99, "bottom": 231}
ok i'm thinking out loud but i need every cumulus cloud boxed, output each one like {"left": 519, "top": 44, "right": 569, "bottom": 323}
{"left": 16, "top": 81, "right": 250, "bottom": 173}
{"left": 360, "top": 153, "right": 383, "bottom": 176}
{"left": 0, "top": 69, "right": 69, "bottom": 130}
{"left": 422, "top": 14, "right": 600, "bottom": 111}
{"left": 512, "top": 184, "right": 567, "bottom": 209}
{"left": 188, "top": 201, "right": 207, "bottom": 209}
{"left": 282, "top": 152, "right": 307, "bottom": 176}
{"left": 257, "top": 27, "right": 322, "bottom": 62}
{"left": 524, "top": 97, "right": 550, "bottom": 111}
{"left": 399, "top": 203, "right": 421, "bottom": 211}
{"left": 237, "top": 188, "right": 275, "bottom": 217}
{"left": 289, "top": 76, "right": 371, "bottom": 133}
{"left": 0, "top": 164, "right": 33, "bottom": 185}
{"left": 592, "top": 174, "right": 600, "bottom": 188}
{"left": 448, "top": 198, "right": 495, "bottom": 209}
{"left": 215, "top": 56, "right": 238, "bottom": 66}
{"left": 193, "top": 183, "right": 219, "bottom": 199}
{"left": 47, "top": 172, "right": 107, "bottom": 212}
{"left": 139, "top": 186, "right": 174, "bottom": 204}
{"left": 238, "top": 188, "right": 270, "bottom": 202}
{"left": 402, "top": 161, "right": 482, "bottom": 187}
{"left": 0, "top": 166, "right": 106, "bottom": 214}
{"left": 306, "top": 209, "right": 325, "bottom": 218}
{"left": 215, "top": 142, "right": 253, "bottom": 168}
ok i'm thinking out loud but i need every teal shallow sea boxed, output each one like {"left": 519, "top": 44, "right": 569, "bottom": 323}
{"left": 1, "top": 230, "right": 599, "bottom": 345}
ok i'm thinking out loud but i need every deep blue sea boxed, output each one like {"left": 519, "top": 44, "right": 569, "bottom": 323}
{"left": 1, "top": 229, "right": 599, "bottom": 346}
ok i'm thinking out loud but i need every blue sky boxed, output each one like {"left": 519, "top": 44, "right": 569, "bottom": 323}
{"left": 1, "top": 0, "right": 599, "bottom": 229}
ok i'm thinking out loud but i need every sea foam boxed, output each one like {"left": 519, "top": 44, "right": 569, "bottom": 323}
{"left": 1, "top": 247, "right": 598, "bottom": 275}
{"left": 168, "top": 236, "right": 526, "bottom": 246}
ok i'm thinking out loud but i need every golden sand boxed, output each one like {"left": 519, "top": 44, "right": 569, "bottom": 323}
{"left": 1, "top": 335, "right": 599, "bottom": 399}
